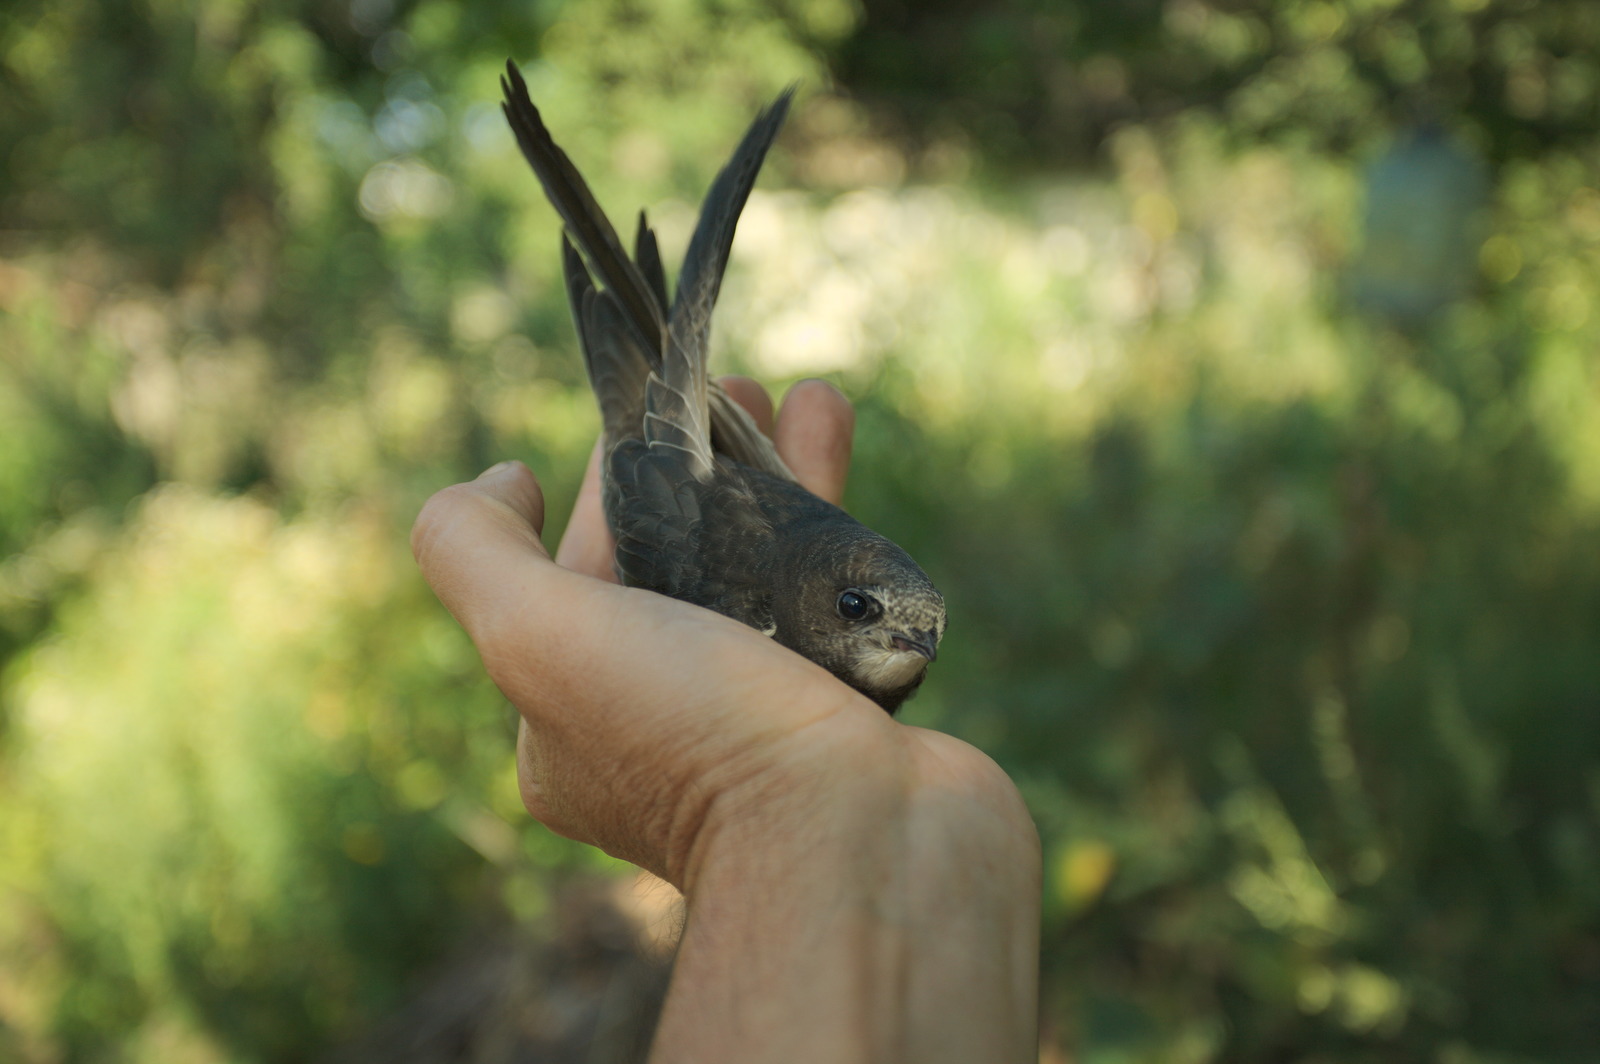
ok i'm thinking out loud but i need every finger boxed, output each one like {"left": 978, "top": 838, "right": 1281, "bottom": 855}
{"left": 774, "top": 379, "right": 854, "bottom": 506}
{"left": 412, "top": 460, "right": 547, "bottom": 575}
{"left": 555, "top": 437, "right": 619, "bottom": 582}
{"left": 412, "top": 460, "right": 598, "bottom": 653}
{"left": 718, "top": 374, "right": 775, "bottom": 437}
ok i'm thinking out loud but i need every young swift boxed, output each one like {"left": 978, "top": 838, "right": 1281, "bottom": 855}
{"left": 500, "top": 63, "right": 944, "bottom": 712}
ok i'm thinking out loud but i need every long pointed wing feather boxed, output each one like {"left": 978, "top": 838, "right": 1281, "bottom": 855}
{"left": 670, "top": 87, "right": 794, "bottom": 362}
{"left": 501, "top": 61, "right": 664, "bottom": 362}
{"left": 639, "top": 206, "right": 791, "bottom": 477}
{"left": 505, "top": 63, "right": 796, "bottom": 482}
{"left": 648, "top": 87, "right": 794, "bottom": 483}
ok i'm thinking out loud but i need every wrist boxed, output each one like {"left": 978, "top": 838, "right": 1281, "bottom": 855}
{"left": 675, "top": 709, "right": 910, "bottom": 895}
{"left": 653, "top": 715, "right": 1041, "bottom": 1064}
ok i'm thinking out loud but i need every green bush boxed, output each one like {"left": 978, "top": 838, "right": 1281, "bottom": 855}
{"left": 1, "top": 1, "right": 1596, "bottom": 1060}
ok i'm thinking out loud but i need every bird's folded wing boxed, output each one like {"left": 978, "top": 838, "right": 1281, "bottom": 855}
{"left": 608, "top": 441, "right": 775, "bottom": 633}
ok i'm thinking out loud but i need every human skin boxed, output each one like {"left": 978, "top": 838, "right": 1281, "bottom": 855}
{"left": 411, "top": 378, "right": 1041, "bottom": 1063}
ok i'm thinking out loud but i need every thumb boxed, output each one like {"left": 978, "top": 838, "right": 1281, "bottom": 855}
{"left": 411, "top": 460, "right": 553, "bottom": 641}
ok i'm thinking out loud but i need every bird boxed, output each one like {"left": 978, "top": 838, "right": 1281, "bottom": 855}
{"left": 500, "top": 61, "right": 944, "bottom": 713}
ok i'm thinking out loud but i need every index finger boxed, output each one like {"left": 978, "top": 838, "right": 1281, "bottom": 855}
{"left": 775, "top": 379, "right": 855, "bottom": 506}
{"left": 412, "top": 460, "right": 640, "bottom": 673}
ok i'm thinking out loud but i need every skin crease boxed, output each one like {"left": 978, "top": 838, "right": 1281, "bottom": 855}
{"left": 412, "top": 376, "right": 1041, "bottom": 1063}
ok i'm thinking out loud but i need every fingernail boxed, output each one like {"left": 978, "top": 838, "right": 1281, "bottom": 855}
{"left": 476, "top": 460, "right": 518, "bottom": 480}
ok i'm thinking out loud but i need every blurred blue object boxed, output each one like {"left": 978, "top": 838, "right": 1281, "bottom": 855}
{"left": 1349, "top": 125, "right": 1489, "bottom": 325}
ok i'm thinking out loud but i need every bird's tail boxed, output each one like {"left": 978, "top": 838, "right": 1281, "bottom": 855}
{"left": 560, "top": 233, "right": 651, "bottom": 440}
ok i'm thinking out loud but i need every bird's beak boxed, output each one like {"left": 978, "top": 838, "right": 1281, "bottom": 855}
{"left": 891, "top": 630, "right": 938, "bottom": 662}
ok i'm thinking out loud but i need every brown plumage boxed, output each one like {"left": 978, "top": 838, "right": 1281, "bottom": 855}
{"left": 501, "top": 62, "right": 944, "bottom": 712}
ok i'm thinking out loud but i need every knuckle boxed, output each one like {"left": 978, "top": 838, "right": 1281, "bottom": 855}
{"left": 410, "top": 483, "right": 472, "bottom": 565}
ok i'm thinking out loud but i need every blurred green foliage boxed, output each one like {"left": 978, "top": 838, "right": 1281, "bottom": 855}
{"left": 836, "top": 0, "right": 1600, "bottom": 167}
{"left": 2, "top": 0, "right": 1598, "bottom": 1061}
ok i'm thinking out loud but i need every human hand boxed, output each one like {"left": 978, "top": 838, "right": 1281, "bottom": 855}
{"left": 412, "top": 378, "right": 1040, "bottom": 1061}
{"left": 412, "top": 377, "right": 884, "bottom": 885}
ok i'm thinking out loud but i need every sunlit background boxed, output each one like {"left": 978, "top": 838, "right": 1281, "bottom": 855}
{"left": 3, "top": 0, "right": 1598, "bottom": 1060}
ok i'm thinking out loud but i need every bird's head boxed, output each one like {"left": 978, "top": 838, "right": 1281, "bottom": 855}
{"left": 784, "top": 537, "right": 945, "bottom": 714}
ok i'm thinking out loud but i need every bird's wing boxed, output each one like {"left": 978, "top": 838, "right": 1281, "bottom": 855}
{"left": 643, "top": 85, "right": 795, "bottom": 485}
{"left": 608, "top": 443, "right": 775, "bottom": 632}
{"left": 562, "top": 237, "right": 650, "bottom": 441}
{"left": 507, "top": 64, "right": 795, "bottom": 480}
{"left": 501, "top": 61, "right": 664, "bottom": 363}
{"left": 672, "top": 92, "right": 800, "bottom": 480}
{"left": 635, "top": 207, "right": 793, "bottom": 478}
{"left": 642, "top": 314, "right": 717, "bottom": 481}
{"left": 671, "top": 88, "right": 793, "bottom": 363}
{"left": 708, "top": 387, "right": 793, "bottom": 479}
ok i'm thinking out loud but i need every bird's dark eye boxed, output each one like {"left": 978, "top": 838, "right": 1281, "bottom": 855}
{"left": 837, "top": 590, "right": 871, "bottom": 621}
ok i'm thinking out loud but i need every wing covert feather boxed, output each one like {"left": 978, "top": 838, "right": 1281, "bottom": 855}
{"left": 607, "top": 444, "right": 774, "bottom": 632}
